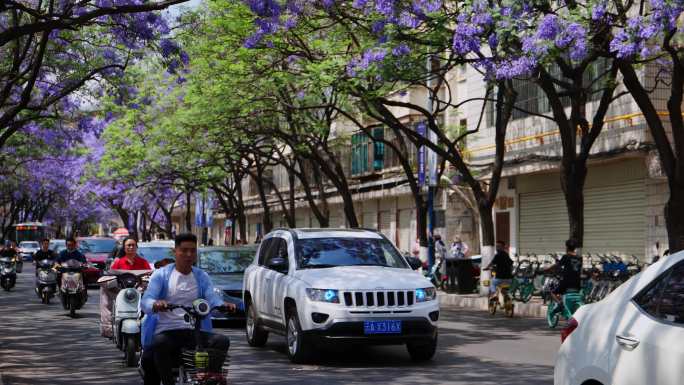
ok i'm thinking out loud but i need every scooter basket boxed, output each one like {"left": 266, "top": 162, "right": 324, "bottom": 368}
{"left": 180, "top": 349, "right": 229, "bottom": 385}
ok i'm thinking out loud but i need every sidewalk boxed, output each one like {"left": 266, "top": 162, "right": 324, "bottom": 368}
{"left": 438, "top": 291, "right": 548, "bottom": 318}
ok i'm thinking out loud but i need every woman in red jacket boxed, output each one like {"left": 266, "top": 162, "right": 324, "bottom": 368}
{"left": 100, "top": 237, "right": 151, "bottom": 337}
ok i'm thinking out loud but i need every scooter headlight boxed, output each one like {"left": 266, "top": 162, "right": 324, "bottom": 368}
{"left": 2, "top": 267, "right": 12, "bottom": 274}
{"left": 123, "top": 288, "right": 138, "bottom": 303}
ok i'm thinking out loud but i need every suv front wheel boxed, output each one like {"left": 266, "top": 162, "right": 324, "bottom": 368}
{"left": 246, "top": 303, "right": 269, "bottom": 347}
{"left": 406, "top": 332, "right": 438, "bottom": 361}
{"left": 286, "top": 306, "right": 313, "bottom": 363}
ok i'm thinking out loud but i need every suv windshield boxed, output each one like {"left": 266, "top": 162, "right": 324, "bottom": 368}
{"left": 199, "top": 249, "right": 254, "bottom": 274}
{"left": 296, "top": 237, "right": 408, "bottom": 269}
{"left": 79, "top": 239, "right": 117, "bottom": 253}
{"left": 19, "top": 242, "right": 39, "bottom": 249}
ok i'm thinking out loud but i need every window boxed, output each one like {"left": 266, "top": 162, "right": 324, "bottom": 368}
{"left": 295, "top": 237, "right": 409, "bottom": 269}
{"left": 351, "top": 132, "right": 370, "bottom": 175}
{"left": 434, "top": 210, "right": 446, "bottom": 228}
{"left": 634, "top": 263, "right": 684, "bottom": 324}
{"left": 659, "top": 264, "right": 684, "bottom": 324}
{"left": 257, "top": 238, "right": 274, "bottom": 266}
{"left": 264, "top": 237, "right": 288, "bottom": 273}
{"left": 296, "top": 238, "right": 408, "bottom": 269}
{"left": 485, "top": 59, "right": 614, "bottom": 126}
{"left": 351, "top": 128, "right": 386, "bottom": 175}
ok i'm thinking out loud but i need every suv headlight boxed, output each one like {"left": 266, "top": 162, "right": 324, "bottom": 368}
{"left": 415, "top": 287, "right": 436, "bottom": 302}
{"left": 306, "top": 288, "right": 340, "bottom": 303}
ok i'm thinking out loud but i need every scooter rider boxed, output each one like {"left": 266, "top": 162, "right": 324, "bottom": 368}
{"left": 56, "top": 237, "right": 87, "bottom": 285}
{"left": 100, "top": 237, "right": 151, "bottom": 338}
{"left": 1, "top": 240, "right": 18, "bottom": 260}
{"left": 34, "top": 238, "right": 57, "bottom": 261}
{"left": 140, "top": 233, "right": 236, "bottom": 385}
{"left": 56, "top": 237, "right": 87, "bottom": 264}
{"left": 547, "top": 239, "right": 582, "bottom": 305}
{"left": 33, "top": 238, "right": 57, "bottom": 275}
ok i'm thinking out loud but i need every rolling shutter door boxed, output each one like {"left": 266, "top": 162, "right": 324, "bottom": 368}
{"left": 363, "top": 212, "right": 377, "bottom": 229}
{"left": 398, "top": 209, "right": 412, "bottom": 252}
{"left": 379, "top": 211, "right": 392, "bottom": 239}
{"left": 328, "top": 215, "right": 343, "bottom": 228}
{"left": 519, "top": 181, "right": 645, "bottom": 257}
{"left": 519, "top": 190, "right": 566, "bottom": 254}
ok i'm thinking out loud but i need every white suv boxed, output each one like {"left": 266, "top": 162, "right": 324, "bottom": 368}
{"left": 243, "top": 228, "right": 440, "bottom": 363}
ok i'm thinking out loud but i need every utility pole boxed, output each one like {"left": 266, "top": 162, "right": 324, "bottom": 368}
{"left": 426, "top": 53, "right": 437, "bottom": 271}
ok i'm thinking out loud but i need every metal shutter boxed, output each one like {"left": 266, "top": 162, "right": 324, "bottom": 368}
{"left": 398, "top": 209, "right": 412, "bottom": 252}
{"left": 519, "top": 181, "right": 645, "bottom": 258}
{"left": 329, "top": 215, "right": 343, "bottom": 228}
{"left": 363, "top": 212, "right": 377, "bottom": 229}
{"left": 379, "top": 211, "right": 392, "bottom": 239}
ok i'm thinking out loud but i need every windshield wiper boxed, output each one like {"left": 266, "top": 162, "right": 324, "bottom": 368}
{"left": 300, "top": 264, "right": 339, "bottom": 269}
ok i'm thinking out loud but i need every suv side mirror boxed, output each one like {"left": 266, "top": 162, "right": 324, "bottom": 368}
{"left": 268, "top": 257, "right": 288, "bottom": 273}
{"left": 406, "top": 256, "right": 422, "bottom": 270}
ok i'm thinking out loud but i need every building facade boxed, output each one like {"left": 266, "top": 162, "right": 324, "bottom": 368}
{"left": 230, "top": 64, "right": 670, "bottom": 262}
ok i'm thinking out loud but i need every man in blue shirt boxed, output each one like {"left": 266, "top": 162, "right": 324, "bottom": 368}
{"left": 141, "top": 233, "right": 236, "bottom": 385}
{"left": 56, "top": 237, "right": 87, "bottom": 264}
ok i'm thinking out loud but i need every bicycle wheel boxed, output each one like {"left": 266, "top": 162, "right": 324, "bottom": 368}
{"left": 504, "top": 300, "right": 514, "bottom": 318}
{"left": 546, "top": 303, "right": 560, "bottom": 328}
{"left": 520, "top": 284, "right": 534, "bottom": 303}
{"left": 488, "top": 298, "right": 497, "bottom": 315}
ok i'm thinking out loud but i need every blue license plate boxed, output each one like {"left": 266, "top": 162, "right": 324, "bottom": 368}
{"left": 363, "top": 320, "right": 402, "bottom": 334}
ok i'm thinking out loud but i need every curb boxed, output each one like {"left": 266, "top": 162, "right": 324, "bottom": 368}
{"left": 438, "top": 293, "right": 548, "bottom": 318}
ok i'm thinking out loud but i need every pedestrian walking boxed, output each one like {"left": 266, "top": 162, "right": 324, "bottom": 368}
{"left": 446, "top": 237, "right": 469, "bottom": 292}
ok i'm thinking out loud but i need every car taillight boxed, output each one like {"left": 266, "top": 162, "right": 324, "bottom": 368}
{"left": 561, "top": 317, "right": 578, "bottom": 343}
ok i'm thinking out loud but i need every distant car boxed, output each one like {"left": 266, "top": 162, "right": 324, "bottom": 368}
{"left": 50, "top": 239, "right": 66, "bottom": 253}
{"left": 79, "top": 237, "right": 117, "bottom": 285}
{"left": 554, "top": 251, "right": 684, "bottom": 385}
{"left": 198, "top": 245, "right": 256, "bottom": 323}
{"left": 137, "top": 241, "right": 175, "bottom": 269}
{"left": 18, "top": 241, "right": 40, "bottom": 261}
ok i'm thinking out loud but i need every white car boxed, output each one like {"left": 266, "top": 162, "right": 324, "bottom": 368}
{"left": 554, "top": 251, "right": 684, "bottom": 385}
{"left": 243, "top": 228, "right": 439, "bottom": 363}
{"left": 18, "top": 241, "right": 40, "bottom": 260}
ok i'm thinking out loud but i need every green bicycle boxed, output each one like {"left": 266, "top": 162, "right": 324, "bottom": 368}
{"left": 546, "top": 289, "right": 584, "bottom": 328}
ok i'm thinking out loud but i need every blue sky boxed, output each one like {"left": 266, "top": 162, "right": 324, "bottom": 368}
{"left": 166, "top": 0, "right": 203, "bottom": 18}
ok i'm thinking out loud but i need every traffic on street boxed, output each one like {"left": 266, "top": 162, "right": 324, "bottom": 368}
{"left": 1, "top": 263, "right": 559, "bottom": 385}
{"left": 3, "top": 1, "right": 684, "bottom": 384}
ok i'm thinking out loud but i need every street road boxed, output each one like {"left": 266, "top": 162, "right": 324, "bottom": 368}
{"left": 1, "top": 266, "right": 559, "bottom": 385}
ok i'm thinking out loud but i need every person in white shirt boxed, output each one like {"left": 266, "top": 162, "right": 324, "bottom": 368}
{"left": 446, "top": 237, "right": 469, "bottom": 291}
{"left": 141, "top": 233, "right": 236, "bottom": 385}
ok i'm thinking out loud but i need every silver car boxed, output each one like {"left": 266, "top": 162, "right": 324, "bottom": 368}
{"left": 18, "top": 241, "right": 40, "bottom": 261}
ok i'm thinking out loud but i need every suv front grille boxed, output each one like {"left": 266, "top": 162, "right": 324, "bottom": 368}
{"left": 342, "top": 290, "right": 415, "bottom": 307}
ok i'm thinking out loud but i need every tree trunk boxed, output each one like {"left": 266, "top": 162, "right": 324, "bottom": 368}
{"left": 560, "top": 160, "right": 587, "bottom": 247}
{"left": 184, "top": 191, "right": 193, "bottom": 233}
{"left": 619, "top": 61, "right": 684, "bottom": 252}
{"left": 665, "top": 184, "right": 684, "bottom": 252}
{"left": 252, "top": 172, "right": 273, "bottom": 234}
{"left": 287, "top": 170, "right": 297, "bottom": 228}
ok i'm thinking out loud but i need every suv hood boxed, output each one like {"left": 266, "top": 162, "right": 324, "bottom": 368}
{"left": 293, "top": 266, "right": 431, "bottom": 290}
